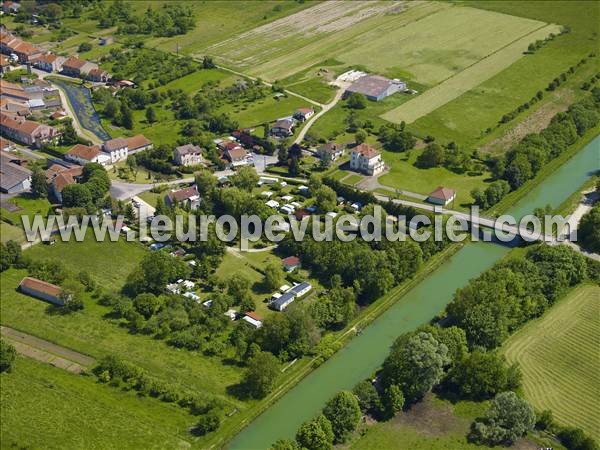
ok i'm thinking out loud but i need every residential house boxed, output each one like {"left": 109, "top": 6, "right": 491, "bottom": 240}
{"left": 349, "top": 144, "right": 385, "bottom": 176}
{"left": 345, "top": 74, "right": 406, "bottom": 101}
{"left": 102, "top": 137, "right": 128, "bottom": 163}
{"left": 0, "top": 55, "right": 11, "bottom": 74}
{"left": 0, "top": 31, "right": 41, "bottom": 63}
{"left": 0, "top": 136, "right": 16, "bottom": 151}
{"left": 317, "top": 143, "right": 344, "bottom": 163}
{"left": 282, "top": 256, "right": 301, "bottom": 272}
{"left": 165, "top": 186, "right": 201, "bottom": 209}
{"left": 0, "top": 112, "right": 58, "bottom": 147}
{"left": 88, "top": 68, "right": 110, "bottom": 82}
{"left": 0, "top": 150, "right": 31, "bottom": 193}
{"left": 32, "top": 53, "right": 65, "bottom": 72}
{"left": 45, "top": 163, "right": 83, "bottom": 203}
{"left": 1, "top": 1, "right": 21, "bottom": 14}
{"left": 173, "top": 143, "right": 204, "bottom": 166}
{"left": 125, "top": 134, "right": 152, "bottom": 154}
{"left": 270, "top": 118, "right": 295, "bottom": 138}
{"left": 427, "top": 186, "right": 456, "bottom": 206}
{"left": 61, "top": 57, "right": 98, "bottom": 79}
{"left": 242, "top": 311, "right": 263, "bottom": 328}
{"left": 294, "top": 107, "right": 315, "bottom": 121}
{"left": 19, "top": 277, "right": 65, "bottom": 305}
{"left": 65, "top": 143, "right": 110, "bottom": 166}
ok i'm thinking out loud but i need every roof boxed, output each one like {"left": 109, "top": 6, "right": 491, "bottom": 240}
{"left": 168, "top": 186, "right": 199, "bottom": 202}
{"left": 290, "top": 282, "right": 312, "bottom": 295}
{"left": 271, "top": 291, "right": 295, "bottom": 309}
{"left": 103, "top": 137, "right": 128, "bottom": 152}
{"left": 88, "top": 68, "right": 107, "bottom": 77}
{"left": 19, "top": 277, "right": 61, "bottom": 298}
{"left": 245, "top": 311, "right": 262, "bottom": 322}
{"left": 282, "top": 256, "right": 300, "bottom": 266}
{"left": 346, "top": 75, "right": 399, "bottom": 98}
{"left": 62, "top": 57, "right": 87, "bottom": 70}
{"left": 13, "top": 41, "right": 39, "bottom": 56}
{"left": 174, "top": 143, "right": 202, "bottom": 156}
{"left": 0, "top": 55, "right": 9, "bottom": 66}
{"left": 0, "top": 152, "right": 31, "bottom": 190}
{"left": 67, "top": 144, "right": 101, "bottom": 161}
{"left": 428, "top": 186, "right": 456, "bottom": 201}
{"left": 50, "top": 110, "right": 67, "bottom": 120}
{"left": 0, "top": 136, "right": 14, "bottom": 150}
{"left": 318, "top": 143, "right": 342, "bottom": 154}
{"left": 125, "top": 134, "right": 151, "bottom": 151}
{"left": 33, "top": 53, "right": 58, "bottom": 64}
{"left": 352, "top": 143, "right": 380, "bottom": 159}
{"left": 273, "top": 119, "right": 294, "bottom": 131}
{"left": 0, "top": 112, "right": 44, "bottom": 135}
{"left": 226, "top": 147, "right": 247, "bottom": 161}
{"left": 296, "top": 107, "right": 314, "bottom": 114}
{"left": 46, "top": 164, "right": 83, "bottom": 191}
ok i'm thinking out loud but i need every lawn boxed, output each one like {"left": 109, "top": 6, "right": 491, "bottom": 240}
{"left": 155, "top": 69, "right": 233, "bottom": 96}
{"left": 0, "top": 222, "right": 25, "bottom": 244}
{"left": 1, "top": 357, "right": 194, "bottom": 449}
{"left": 503, "top": 284, "right": 600, "bottom": 440}
{"left": 378, "top": 149, "right": 491, "bottom": 208}
{"left": 406, "top": 0, "right": 600, "bottom": 147}
{"left": 1, "top": 194, "right": 53, "bottom": 226}
{"left": 219, "top": 95, "right": 312, "bottom": 129}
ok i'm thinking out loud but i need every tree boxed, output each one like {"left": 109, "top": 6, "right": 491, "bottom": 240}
{"left": 202, "top": 56, "right": 215, "bottom": 69}
{"left": 579, "top": 204, "right": 600, "bottom": 253}
{"left": 60, "top": 120, "right": 79, "bottom": 146}
{"left": 470, "top": 392, "right": 535, "bottom": 445}
{"left": 242, "top": 351, "right": 279, "bottom": 398}
{"left": 346, "top": 92, "right": 367, "bottom": 109}
{"left": 125, "top": 251, "right": 191, "bottom": 295}
{"left": 104, "top": 100, "right": 120, "bottom": 119}
{"left": 382, "top": 384, "right": 405, "bottom": 418}
{"left": 295, "top": 414, "right": 334, "bottom": 450}
{"left": 270, "top": 439, "right": 299, "bottom": 450}
{"left": 78, "top": 42, "right": 92, "bottom": 53}
{"left": 61, "top": 183, "right": 92, "bottom": 208}
{"left": 446, "top": 349, "right": 521, "bottom": 400}
{"left": 355, "top": 129, "right": 367, "bottom": 144}
{"left": 133, "top": 293, "right": 161, "bottom": 319}
{"left": 352, "top": 380, "right": 380, "bottom": 413}
{"left": 194, "top": 410, "right": 220, "bottom": 435}
{"left": 416, "top": 143, "right": 445, "bottom": 168}
{"left": 0, "top": 339, "right": 17, "bottom": 372}
{"left": 60, "top": 279, "right": 85, "bottom": 312}
{"left": 121, "top": 104, "right": 134, "bottom": 130}
{"left": 127, "top": 155, "right": 138, "bottom": 177}
{"left": 322, "top": 391, "right": 361, "bottom": 443}
{"left": 31, "top": 167, "right": 49, "bottom": 198}
{"left": 557, "top": 427, "right": 598, "bottom": 450}
{"left": 145, "top": 106, "right": 157, "bottom": 123}
{"left": 227, "top": 274, "right": 252, "bottom": 305}
{"left": 315, "top": 185, "right": 337, "bottom": 213}
{"left": 230, "top": 166, "right": 259, "bottom": 191}
{"left": 381, "top": 332, "right": 449, "bottom": 404}
{"left": 264, "top": 261, "right": 284, "bottom": 292}
{"left": 194, "top": 168, "right": 218, "bottom": 196}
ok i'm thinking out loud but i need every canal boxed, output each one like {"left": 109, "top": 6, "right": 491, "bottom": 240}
{"left": 230, "top": 135, "right": 600, "bottom": 449}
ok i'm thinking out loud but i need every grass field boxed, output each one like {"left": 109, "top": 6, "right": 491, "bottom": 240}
{"left": 503, "top": 284, "right": 600, "bottom": 439}
{"left": 407, "top": 1, "right": 600, "bottom": 146}
{"left": 218, "top": 95, "right": 312, "bottom": 129}
{"left": 1, "top": 357, "right": 193, "bottom": 449}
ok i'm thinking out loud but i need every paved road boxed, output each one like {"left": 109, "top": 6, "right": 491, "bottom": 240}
{"left": 132, "top": 195, "right": 156, "bottom": 221}
{"left": 293, "top": 86, "right": 346, "bottom": 145}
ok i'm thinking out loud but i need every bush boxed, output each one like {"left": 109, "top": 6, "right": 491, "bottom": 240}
{"left": 193, "top": 410, "right": 221, "bottom": 435}
{"left": 0, "top": 340, "right": 17, "bottom": 373}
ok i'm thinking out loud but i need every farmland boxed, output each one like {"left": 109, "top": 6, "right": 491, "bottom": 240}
{"left": 503, "top": 284, "right": 600, "bottom": 440}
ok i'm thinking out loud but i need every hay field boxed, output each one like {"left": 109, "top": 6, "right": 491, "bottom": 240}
{"left": 503, "top": 284, "right": 600, "bottom": 439}
{"left": 381, "top": 23, "right": 561, "bottom": 124}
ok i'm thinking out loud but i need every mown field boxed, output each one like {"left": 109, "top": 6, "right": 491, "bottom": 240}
{"left": 503, "top": 284, "right": 600, "bottom": 440}
{"left": 1, "top": 357, "right": 193, "bottom": 449}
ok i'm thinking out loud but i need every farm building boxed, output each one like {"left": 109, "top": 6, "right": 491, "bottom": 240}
{"left": 65, "top": 143, "right": 109, "bottom": 166}
{"left": 0, "top": 112, "right": 58, "bottom": 148}
{"left": 19, "top": 276, "right": 65, "bottom": 306}
{"left": 102, "top": 138, "right": 128, "bottom": 163}
{"left": 345, "top": 75, "right": 406, "bottom": 101}
{"left": 0, "top": 151, "right": 31, "bottom": 193}
{"left": 427, "top": 186, "right": 456, "bottom": 206}
{"left": 125, "top": 134, "right": 153, "bottom": 154}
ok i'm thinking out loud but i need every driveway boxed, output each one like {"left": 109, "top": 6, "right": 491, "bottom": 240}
{"left": 293, "top": 84, "right": 347, "bottom": 145}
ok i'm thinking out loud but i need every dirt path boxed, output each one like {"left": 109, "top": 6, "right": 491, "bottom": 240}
{"left": 293, "top": 85, "right": 346, "bottom": 145}
{"left": 1, "top": 326, "right": 95, "bottom": 374}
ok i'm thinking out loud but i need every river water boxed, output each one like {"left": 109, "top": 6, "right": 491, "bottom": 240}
{"left": 230, "top": 135, "right": 600, "bottom": 449}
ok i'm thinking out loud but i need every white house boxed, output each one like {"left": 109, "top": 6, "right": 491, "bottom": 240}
{"left": 242, "top": 311, "right": 263, "bottom": 328}
{"left": 427, "top": 186, "right": 457, "bottom": 206}
{"left": 102, "top": 138, "right": 128, "bottom": 163}
{"left": 65, "top": 144, "right": 105, "bottom": 165}
{"left": 349, "top": 144, "right": 385, "bottom": 176}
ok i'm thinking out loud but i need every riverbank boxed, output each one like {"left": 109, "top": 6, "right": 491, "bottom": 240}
{"left": 206, "top": 242, "right": 464, "bottom": 448}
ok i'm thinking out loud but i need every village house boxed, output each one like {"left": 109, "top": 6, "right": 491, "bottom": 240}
{"left": 317, "top": 142, "right": 344, "bottom": 163}
{"left": 1, "top": 1, "right": 21, "bottom": 14}
{"left": 173, "top": 143, "right": 204, "bottom": 166}
{"left": 125, "top": 134, "right": 152, "bottom": 154}
{"left": 282, "top": 256, "right": 301, "bottom": 272}
{"left": 225, "top": 146, "right": 249, "bottom": 167}
{"left": 0, "top": 112, "right": 58, "bottom": 148}
{"left": 165, "top": 186, "right": 201, "bottom": 209}
{"left": 345, "top": 74, "right": 406, "bottom": 101}
{"left": 0, "top": 150, "right": 31, "bottom": 193}
{"left": 293, "top": 107, "right": 315, "bottom": 122}
{"left": 102, "top": 137, "right": 128, "bottom": 163}
{"left": 19, "top": 277, "right": 65, "bottom": 306}
{"left": 0, "top": 55, "right": 11, "bottom": 74}
{"left": 87, "top": 68, "right": 110, "bottom": 83}
{"left": 0, "top": 31, "right": 41, "bottom": 63}
{"left": 427, "top": 186, "right": 457, "bottom": 206}
{"left": 270, "top": 118, "right": 295, "bottom": 138}
{"left": 45, "top": 163, "right": 83, "bottom": 203}
{"left": 32, "top": 53, "right": 65, "bottom": 73}
{"left": 65, "top": 143, "right": 110, "bottom": 166}
{"left": 0, "top": 136, "right": 15, "bottom": 151}
{"left": 61, "top": 57, "right": 98, "bottom": 79}
{"left": 349, "top": 143, "right": 385, "bottom": 176}
{"left": 242, "top": 311, "right": 263, "bottom": 328}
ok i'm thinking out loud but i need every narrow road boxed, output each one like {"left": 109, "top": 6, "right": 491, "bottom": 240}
{"left": 293, "top": 86, "right": 345, "bottom": 145}
{"left": 1, "top": 325, "right": 96, "bottom": 374}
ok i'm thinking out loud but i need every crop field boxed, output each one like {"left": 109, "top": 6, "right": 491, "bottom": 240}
{"left": 503, "top": 284, "right": 600, "bottom": 440}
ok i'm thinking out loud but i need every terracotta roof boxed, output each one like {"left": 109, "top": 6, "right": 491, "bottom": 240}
{"left": 0, "top": 112, "right": 43, "bottom": 135}
{"left": 0, "top": 136, "right": 14, "bottom": 150}
{"left": 282, "top": 256, "right": 300, "bottom": 266}
{"left": 168, "top": 186, "right": 199, "bottom": 202}
{"left": 245, "top": 311, "right": 262, "bottom": 322}
{"left": 428, "top": 186, "right": 456, "bottom": 201}
{"left": 88, "top": 68, "right": 107, "bottom": 77}
{"left": 13, "top": 41, "right": 39, "bottom": 56}
{"left": 226, "top": 147, "right": 247, "bottom": 161}
{"left": 50, "top": 110, "right": 67, "bottom": 120}
{"left": 296, "top": 107, "right": 314, "bottom": 114}
{"left": 67, "top": 144, "right": 101, "bottom": 161}
{"left": 62, "top": 57, "right": 87, "bottom": 70}
{"left": 103, "top": 137, "right": 128, "bottom": 152}
{"left": 0, "top": 55, "right": 9, "bottom": 66}
{"left": 273, "top": 119, "right": 294, "bottom": 131}
{"left": 19, "top": 277, "right": 61, "bottom": 298}
{"left": 46, "top": 164, "right": 83, "bottom": 190}
{"left": 125, "top": 134, "right": 151, "bottom": 151}
{"left": 353, "top": 143, "right": 380, "bottom": 158}
{"left": 33, "top": 53, "right": 58, "bottom": 64}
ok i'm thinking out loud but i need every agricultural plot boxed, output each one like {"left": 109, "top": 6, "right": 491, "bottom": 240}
{"left": 503, "top": 284, "right": 600, "bottom": 440}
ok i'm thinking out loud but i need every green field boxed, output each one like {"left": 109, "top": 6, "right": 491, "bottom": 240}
{"left": 407, "top": 1, "right": 600, "bottom": 146}
{"left": 218, "top": 95, "right": 313, "bottom": 129}
{"left": 503, "top": 284, "right": 600, "bottom": 440}
{"left": 1, "top": 357, "right": 193, "bottom": 449}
